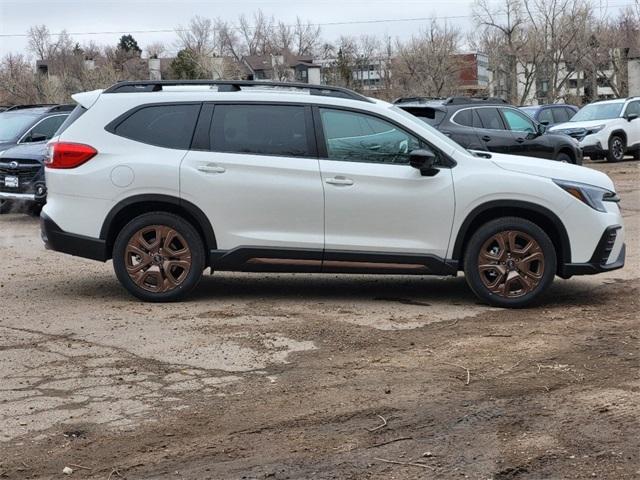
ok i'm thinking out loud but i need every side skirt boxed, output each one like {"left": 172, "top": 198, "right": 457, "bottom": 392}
{"left": 209, "top": 247, "right": 458, "bottom": 276}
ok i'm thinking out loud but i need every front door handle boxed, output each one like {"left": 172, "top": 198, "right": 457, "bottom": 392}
{"left": 481, "top": 135, "right": 491, "bottom": 142}
{"left": 197, "top": 164, "right": 226, "bottom": 174}
{"left": 325, "top": 176, "right": 354, "bottom": 186}
{"left": 515, "top": 137, "right": 525, "bottom": 143}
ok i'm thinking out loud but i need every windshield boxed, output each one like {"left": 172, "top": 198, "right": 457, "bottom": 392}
{"left": 0, "top": 112, "right": 40, "bottom": 142}
{"left": 391, "top": 106, "right": 463, "bottom": 153}
{"left": 571, "top": 102, "right": 624, "bottom": 122}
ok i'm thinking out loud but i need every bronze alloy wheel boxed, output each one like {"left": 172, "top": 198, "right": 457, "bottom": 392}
{"left": 477, "top": 230, "right": 545, "bottom": 298}
{"left": 124, "top": 225, "right": 192, "bottom": 293}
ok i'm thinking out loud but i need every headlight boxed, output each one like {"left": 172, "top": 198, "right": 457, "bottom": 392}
{"left": 585, "top": 125, "right": 605, "bottom": 135}
{"left": 553, "top": 179, "right": 619, "bottom": 212}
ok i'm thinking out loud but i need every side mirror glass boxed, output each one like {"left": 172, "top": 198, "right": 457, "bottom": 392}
{"left": 409, "top": 149, "right": 438, "bottom": 176}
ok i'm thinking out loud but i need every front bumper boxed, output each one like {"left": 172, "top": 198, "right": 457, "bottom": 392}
{"left": 0, "top": 191, "right": 37, "bottom": 202}
{"left": 559, "top": 226, "right": 625, "bottom": 277}
{"left": 41, "top": 212, "right": 108, "bottom": 262}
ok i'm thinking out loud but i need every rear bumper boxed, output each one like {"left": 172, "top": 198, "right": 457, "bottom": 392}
{"left": 559, "top": 226, "right": 625, "bottom": 277}
{"left": 41, "top": 212, "right": 108, "bottom": 262}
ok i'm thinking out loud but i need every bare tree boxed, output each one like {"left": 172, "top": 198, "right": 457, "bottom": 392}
{"left": 145, "top": 42, "right": 166, "bottom": 59}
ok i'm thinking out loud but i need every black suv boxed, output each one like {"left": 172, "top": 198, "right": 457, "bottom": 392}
{"left": 0, "top": 104, "right": 74, "bottom": 152}
{"left": 395, "top": 97, "right": 582, "bottom": 164}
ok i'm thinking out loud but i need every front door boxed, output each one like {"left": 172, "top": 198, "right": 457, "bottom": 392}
{"left": 473, "top": 107, "right": 515, "bottom": 154}
{"left": 180, "top": 103, "right": 325, "bottom": 267}
{"left": 501, "top": 108, "right": 554, "bottom": 159}
{"left": 316, "top": 107, "right": 455, "bottom": 270}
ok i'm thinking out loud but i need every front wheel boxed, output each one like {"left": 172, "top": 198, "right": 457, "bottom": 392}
{"left": 606, "top": 135, "right": 625, "bottom": 162}
{"left": 113, "top": 212, "right": 205, "bottom": 302}
{"left": 464, "top": 217, "right": 557, "bottom": 308}
{"left": 556, "top": 152, "right": 572, "bottom": 163}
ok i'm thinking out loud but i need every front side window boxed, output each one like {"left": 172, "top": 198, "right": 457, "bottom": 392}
{"left": 625, "top": 101, "right": 640, "bottom": 117}
{"left": 538, "top": 108, "right": 554, "bottom": 124}
{"left": 551, "top": 108, "right": 570, "bottom": 124}
{"left": 210, "top": 104, "right": 311, "bottom": 157}
{"left": 21, "top": 115, "right": 68, "bottom": 143}
{"left": 320, "top": 108, "right": 421, "bottom": 164}
{"left": 476, "top": 108, "right": 505, "bottom": 130}
{"left": 502, "top": 109, "right": 536, "bottom": 133}
{"left": 113, "top": 104, "right": 201, "bottom": 149}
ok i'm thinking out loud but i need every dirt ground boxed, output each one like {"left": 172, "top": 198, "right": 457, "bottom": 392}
{"left": 1, "top": 159, "right": 638, "bottom": 480}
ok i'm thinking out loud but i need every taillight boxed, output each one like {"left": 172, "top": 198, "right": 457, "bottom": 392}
{"left": 45, "top": 142, "right": 98, "bottom": 169}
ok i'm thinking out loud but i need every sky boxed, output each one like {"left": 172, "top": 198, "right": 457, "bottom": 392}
{"left": 0, "top": 0, "right": 634, "bottom": 58}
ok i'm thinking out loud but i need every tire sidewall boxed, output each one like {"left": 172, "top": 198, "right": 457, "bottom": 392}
{"left": 464, "top": 217, "right": 557, "bottom": 308}
{"left": 113, "top": 212, "right": 205, "bottom": 302}
{"left": 607, "top": 135, "right": 625, "bottom": 163}
{"left": 556, "top": 152, "right": 572, "bottom": 163}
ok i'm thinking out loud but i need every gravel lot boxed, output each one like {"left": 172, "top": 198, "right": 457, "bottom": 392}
{"left": 0, "top": 160, "right": 638, "bottom": 479}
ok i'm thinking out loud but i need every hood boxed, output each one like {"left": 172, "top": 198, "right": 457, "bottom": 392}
{"left": 549, "top": 120, "right": 610, "bottom": 131}
{"left": 489, "top": 152, "right": 615, "bottom": 192}
{"left": 0, "top": 142, "right": 48, "bottom": 160}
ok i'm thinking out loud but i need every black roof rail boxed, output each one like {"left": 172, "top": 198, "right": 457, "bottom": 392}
{"left": 4, "top": 103, "right": 58, "bottom": 111}
{"left": 103, "top": 80, "right": 374, "bottom": 103}
{"left": 392, "top": 96, "right": 448, "bottom": 104}
{"left": 444, "top": 96, "right": 509, "bottom": 105}
{"left": 47, "top": 104, "right": 76, "bottom": 112}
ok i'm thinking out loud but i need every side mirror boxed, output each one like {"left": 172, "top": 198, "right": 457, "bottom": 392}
{"left": 409, "top": 149, "right": 438, "bottom": 176}
{"left": 29, "top": 133, "right": 48, "bottom": 142}
{"left": 626, "top": 113, "right": 638, "bottom": 122}
{"left": 540, "top": 120, "right": 550, "bottom": 126}
{"left": 537, "top": 123, "right": 547, "bottom": 135}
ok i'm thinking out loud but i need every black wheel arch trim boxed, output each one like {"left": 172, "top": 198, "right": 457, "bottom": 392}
{"left": 99, "top": 194, "right": 217, "bottom": 259}
{"left": 450, "top": 200, "right": 572, "bottom": 268}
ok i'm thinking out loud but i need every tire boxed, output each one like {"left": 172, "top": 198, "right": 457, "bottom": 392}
{"left": 113, "top": 212, "right": 205, "bottom": 302}
{"left": 556, "top": 152, "right": 572, "bottom": 163}
{"left": 0, "top": 199, "right": 13, "bottom": 214}
{"left": 463, "top": 217, "right": 557, "bottom": 308}
{"left": 606, "top": 135, "right": 626, "bottom": 163}
{"left": 28, "top": 204, "right": 43, "bottom": 217}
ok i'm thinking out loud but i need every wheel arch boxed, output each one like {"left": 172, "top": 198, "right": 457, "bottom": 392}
{"left": 609, "top": 129, "right": 627, "bottom": 145}
{"left": 557, "top": 147, "right": 576, "bottom": 163}
{"left": 451, "top": 200, "right": 571, "bottom": 272}
{"left": 100, "top": 194, "right": 217, "bottom": 262}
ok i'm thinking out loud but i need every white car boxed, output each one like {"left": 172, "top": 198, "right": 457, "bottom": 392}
{"left": 549, "top": 97, "right": 640, "bottom": 162}
{"left": 41, "top": 81, "right": 626, "bottom": 308}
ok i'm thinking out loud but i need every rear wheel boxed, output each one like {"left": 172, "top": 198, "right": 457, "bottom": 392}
{"left": 113, "top": 212, "right": 205, "bottom": 302}
{"left": 606, "top": 135, "right": 625, "bottom": 162}
{"left": 464, "top": 217, "right": 557, "bottom": 308}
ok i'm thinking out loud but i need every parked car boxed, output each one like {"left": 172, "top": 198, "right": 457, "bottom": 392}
{"left": 0, "top": 104, "right": 74, "bottom": 153}
{"left": 519, "top": 104, "right": 579, "bottom": 126}
{"left": 0, "top": 142, "right": 48, "bottom": 214}
{"left": 549, "top": 97, "right": 640, "bottom": 162}
{"left": 41, "top": 80, "right": 624, "bottom": 308}
{"left": 394, "top": 97, "right": 582, "bottom": 164}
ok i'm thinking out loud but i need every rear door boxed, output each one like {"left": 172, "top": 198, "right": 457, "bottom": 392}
{"left": 180, "top": 103, "right": 325, "bottom": 260}
{"left": 473, "top": 107, "right": 514, "bottom": 153}
{"left": 623, "top": 100, "right": 640, "bottom": 148}
{"left": 447, "top": 108, "right": 484, "bottom": 150}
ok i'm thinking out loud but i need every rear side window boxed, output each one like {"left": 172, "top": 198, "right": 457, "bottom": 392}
{"left": 399, "top": 107, "right": 446, "bottom": 127}
{"left": 210, "top": 104, "right": 311, "bottom": 157}
{"left": 112, "top": 104, "right": 200, "bottom": 149}
{"left": 476, "top": 108, "right": 505, "bottom": 130}
{"left": 552, "top": 108, "right": 570, "bottom": 124}
{"left": 453, "top": 109, "right": 482, "bottom": 128}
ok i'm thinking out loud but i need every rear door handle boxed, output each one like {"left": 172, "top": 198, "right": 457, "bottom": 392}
{"left": 197, "top": 164, "right": 226, "bottom": 174}
{"left": 325, "top": 176, "right": 354, "bottom": 186}
{"left": 481, "top": 135, "right": 491, "bottom": 142}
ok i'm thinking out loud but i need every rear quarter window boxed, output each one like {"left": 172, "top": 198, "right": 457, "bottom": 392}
{"left": 110, "top": 104, "right": 201, "bottom": 149}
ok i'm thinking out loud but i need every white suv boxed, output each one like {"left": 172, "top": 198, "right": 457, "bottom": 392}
{"left": 41, "top": 81, "right": 626, "bottom": 307}
{"left": 549, "top": 97, "right": 640, "bottom": 162}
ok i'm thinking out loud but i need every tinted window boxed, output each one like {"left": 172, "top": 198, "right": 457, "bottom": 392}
{"left": 23, "top": 114, "right": 68, "bottom": 142}
{"left": 551, "top": 107, "right": 570, "bottom": 124}
{"left": 476, "top": 108, "right": 505, "bottom": 130}
{"left": 502, "top": 109, "right": 535, "bottom": 133}
{"left": 399, "top": 107, "right": 446, "bottom": 126}
{"left": 454, "top": 109, "right": 474, "bottom": 127}
{"left": 320, "top": 108, "right": 422, "bottom": 164}
{"left": 538, "top": 108, "right": 554, "bottom": 124}
{"left": 0, "top": 112, "right": 40, "bottom": 142}
{"left": 625, "top": 101, "right": 640, "bottom": 116}
{"left": 565, "top": 107, "right": 577, "bottom": 120}
{"left": 211, "top": 104, "right": 310, "bottom": 157}
{"left": 114, "top": 104, "right": 200, "bottom": 149}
